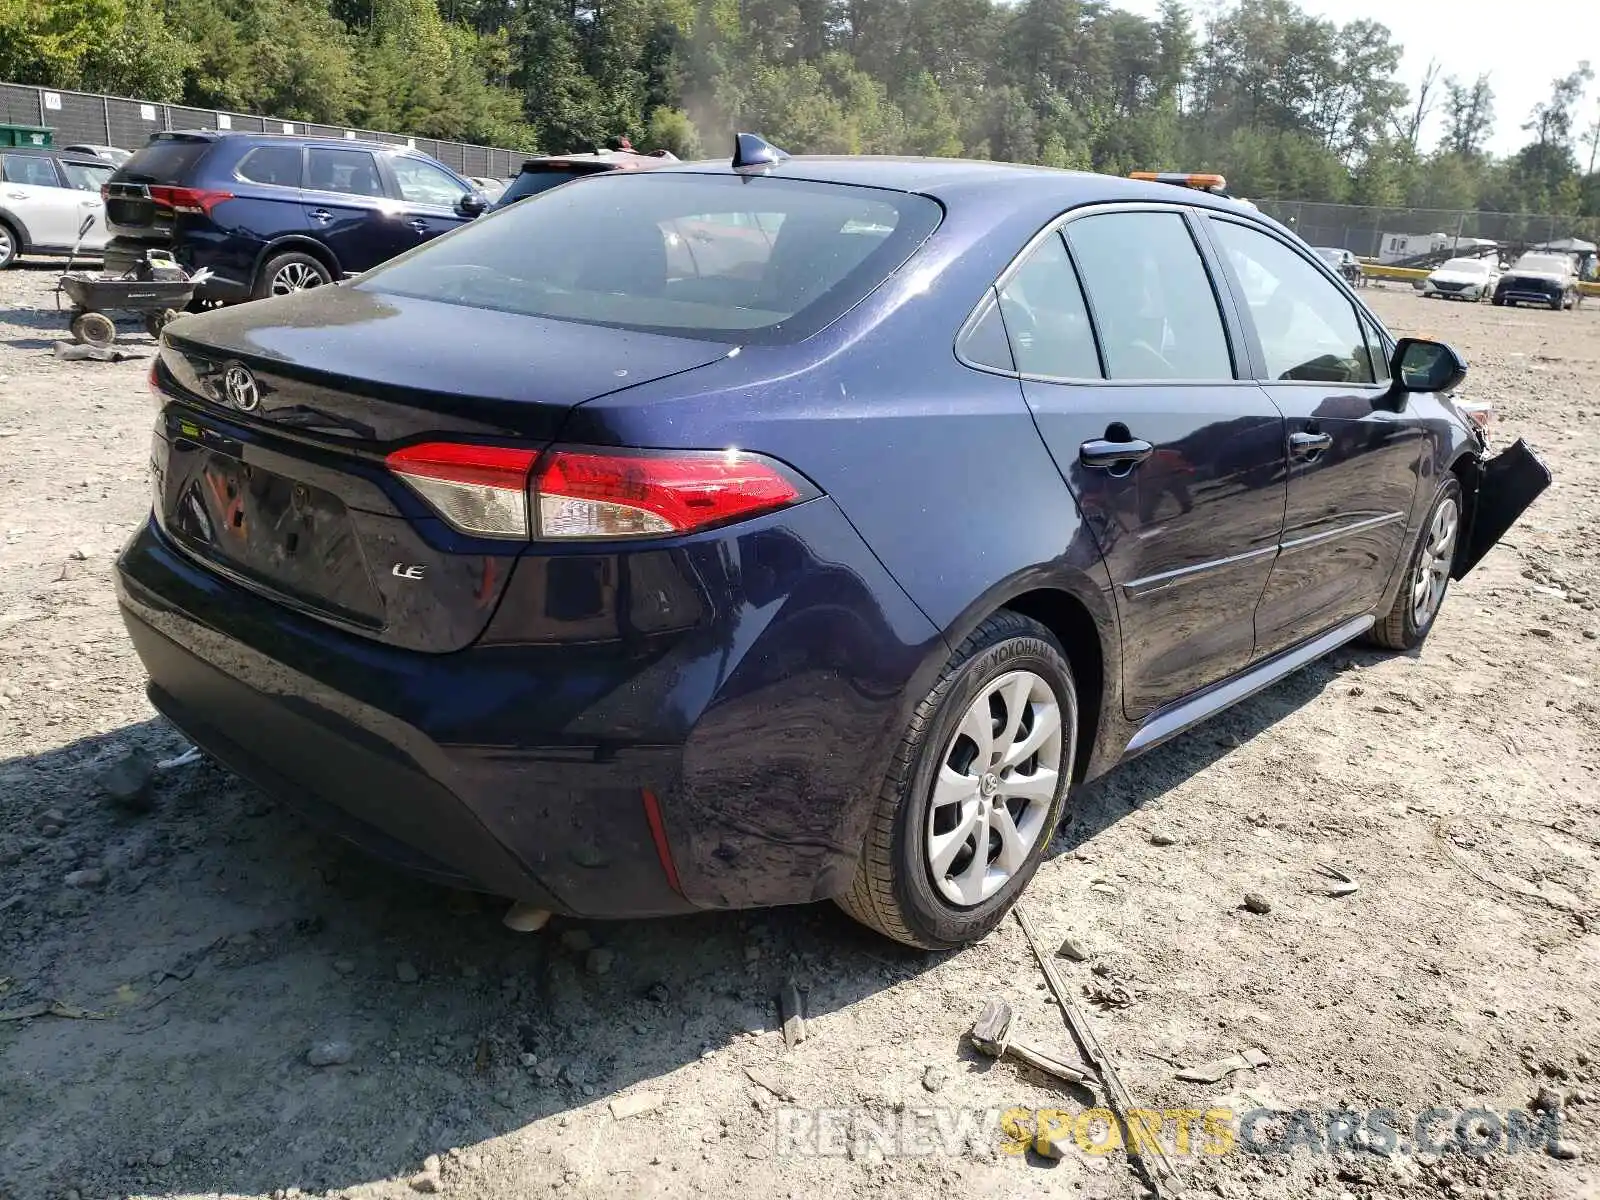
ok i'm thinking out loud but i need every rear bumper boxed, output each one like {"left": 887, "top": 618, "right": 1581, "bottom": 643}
{"left": 116, "top": 503, "right": 941, "bottom": 917}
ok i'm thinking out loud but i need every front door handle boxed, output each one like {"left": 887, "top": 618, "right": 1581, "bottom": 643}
{"left": 308, "top": 208, "right": 333, "bottom": 222}
{"left": 1290, "top": 431, "right": 1334, "bottom": 459}
{"left": 1080, "top": 438, "right": 1155, "bottom": 470}
{"left": 408, "top": 219, "right": 428, "bottom": 233}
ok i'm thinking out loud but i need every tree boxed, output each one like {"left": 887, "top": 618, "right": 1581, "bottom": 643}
{"left": 1441, "top": 74, "right": 1495, "bottom": 157}
{"left": 0, "top": 0, "right": 189, "bottom": 100}
{"left": 1524, "top": 62, "right": 1594, "bottom": 152}
{"left": 1391, "top": 58, "right": 1440, "bottom": 152}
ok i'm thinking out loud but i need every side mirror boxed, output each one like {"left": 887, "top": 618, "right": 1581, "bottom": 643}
{"left": 1391, "top": 337, "right": 1467, "bottom": 395}
{"left": 457, "top": 191, "right": 487, "bottom": 218}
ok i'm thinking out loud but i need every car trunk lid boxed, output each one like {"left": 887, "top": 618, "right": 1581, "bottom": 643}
{"left": 152, "top": 289, "right": 734, "bottom": 652}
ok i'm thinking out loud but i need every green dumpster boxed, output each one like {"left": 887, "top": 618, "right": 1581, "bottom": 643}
{"left": 0, "top": 124, "right": 53, "bottom": 148}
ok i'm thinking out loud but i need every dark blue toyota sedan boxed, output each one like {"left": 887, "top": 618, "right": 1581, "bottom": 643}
{"left": 116, "top": 136, "right": 1548, "bottom": 948}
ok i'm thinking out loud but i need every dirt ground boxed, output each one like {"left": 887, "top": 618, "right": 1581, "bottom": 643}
{"left": 1, "top": 263, "right": 1598, "bottom": 1200}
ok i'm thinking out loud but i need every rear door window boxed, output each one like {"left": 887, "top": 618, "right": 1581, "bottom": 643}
{"left": 391, "top": 157, "right": 468, "bottom": 207}
{"left": 1064, "top": 210, "right": 1234, "bottom": 381}
{"left": 236, "top": 145, "right": 304, "bottom": 187}
{"left": 360, "top": 173, "right": 942, "bottom": 344}
{"left": 306, "top": 148, "right": 384, "bottom": 198}
{"left": 2, "top": 155, "right": 61, "bottom": 188}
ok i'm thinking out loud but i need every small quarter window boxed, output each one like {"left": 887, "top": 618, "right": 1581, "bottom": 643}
{"left": 960, "top": 292, "right": 1015, "bottom": 372}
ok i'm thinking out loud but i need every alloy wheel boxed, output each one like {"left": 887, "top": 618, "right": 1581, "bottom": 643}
{"left": 0, "top": 225, "right": 14, "bottom": 265}
{"left": 270, "top": 261, "right": 324, "bottom": 294}
{"left": 925, "top": 670, "right": 1062, "bottom": 906}
{"left": 1412, "top": 495, "right": 1458, "bottom": 628}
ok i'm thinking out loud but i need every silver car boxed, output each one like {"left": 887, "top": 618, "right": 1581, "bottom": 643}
{"left": 0, "top": 148, "right": 113, "bottom": 268}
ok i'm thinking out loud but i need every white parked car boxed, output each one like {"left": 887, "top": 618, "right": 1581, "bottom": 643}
{"left": 1420, "top": 256, "right": 1500, "bottom": 302}
{"left": 0, "top": 147, "right": 113, "bottom": 268}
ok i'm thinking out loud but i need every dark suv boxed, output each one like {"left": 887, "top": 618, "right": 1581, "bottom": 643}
{"left": 102, "top": 131, "right": 486, "bottom": 303}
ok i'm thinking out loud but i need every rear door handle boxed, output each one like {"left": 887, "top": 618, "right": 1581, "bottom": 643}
{"left": 308, "top": 208, "right": 333, "bottom": 222}
{"left": 1290, "top": 431, "right": 1334, "bottom": 459}
{"left": 408, "top": 219, "right": 428, "bottom": 233}
{"left": 1080, "top": 438, "right": 1155, "bottom": 470}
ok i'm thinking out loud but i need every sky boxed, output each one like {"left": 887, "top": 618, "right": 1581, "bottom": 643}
{"left": 1115, "top": 0, "right": 1600, "bottom": 158}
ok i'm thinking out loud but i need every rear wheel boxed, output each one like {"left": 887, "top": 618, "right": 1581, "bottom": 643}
{"left": 1367, "top": 477, "right": 1462, "bottom": 652}
{"left": 835, "top": 611, "right": 1076, "bottom": 949}
{"left": 253, "top": 251, "right": 331, "bottom": 300}
{"left": 0, "top": 220, "right": 18, "bottom": 269}
{"left": 69, "top": 310, "right": 116, "bottom": 349}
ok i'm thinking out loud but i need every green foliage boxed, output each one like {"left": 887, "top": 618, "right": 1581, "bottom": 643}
{"left": 3, "top": 0, "right": 1595, "bottom": 233}
{"left": 0, "top": 0, "right": 189, "bottom": 100}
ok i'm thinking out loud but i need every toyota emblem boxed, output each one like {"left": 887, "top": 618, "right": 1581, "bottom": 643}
{"left": 222, "top": 364, "right": 260, "bottom": 412}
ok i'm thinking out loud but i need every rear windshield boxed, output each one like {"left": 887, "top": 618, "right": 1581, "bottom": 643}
{"left": 1514, "top": 254, "right": 1568, "bottom": 274}
{"left": 115, "top": 138, "right": 212, "bottom": 184}
{"left": 493, "top": 165, "right": 603, "bottom": 208}
{"left": 362, "top": 172, "right": 943, "bottom": 344}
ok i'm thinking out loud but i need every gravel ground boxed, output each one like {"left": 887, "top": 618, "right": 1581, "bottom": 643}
{"left": 1, "top": 265, "right": 1598, "bottom": 1200}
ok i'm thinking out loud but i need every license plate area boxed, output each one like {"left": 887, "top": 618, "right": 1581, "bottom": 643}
{"left": 165, "top": 440, "right": 385, "bottom": 628}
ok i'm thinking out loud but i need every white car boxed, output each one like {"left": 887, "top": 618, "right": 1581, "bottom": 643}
{"left": 1420, "top": 256, "right": 1500, "bottom": 302}
{"left": 0, "top": 148, "right": 113, "bottom": 268}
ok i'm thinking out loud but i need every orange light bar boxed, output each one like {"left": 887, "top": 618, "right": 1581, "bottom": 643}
{"left": 1130, "top": 171, "right": 1229, "bottom": 192}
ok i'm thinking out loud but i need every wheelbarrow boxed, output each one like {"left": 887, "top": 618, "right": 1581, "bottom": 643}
{"left": 54, "top": 214, "right": 199, "bottom": 348}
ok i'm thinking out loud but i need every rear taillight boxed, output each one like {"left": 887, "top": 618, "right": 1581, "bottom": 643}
{"left": 147, "top": 186, "right": 234, "bottom": 216}
{"left": 534, "top": 448, "right": 806, "bottom": 539}
{"left": 386, "top": 443, "right": 539, "bottom": 538}
{"left": 385, "top": 443, "right": 810, "bottom": 541}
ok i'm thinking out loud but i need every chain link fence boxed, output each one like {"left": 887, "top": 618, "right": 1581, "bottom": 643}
{"left": 0, "top": 81, "right": 528, "bottom": 179}
{"left": 1256, "top": 199, "right": 1600, "bottom": 265}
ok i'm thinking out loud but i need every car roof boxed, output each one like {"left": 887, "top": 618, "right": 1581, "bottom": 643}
{"left": 1, "top": 145, "right": 106, "bottom": 166}
{"left": 157, "top": 129, "right": 428, "bottom": 154}
{"left": 647, "top": 154, "right": 1267, "bottom": 225}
